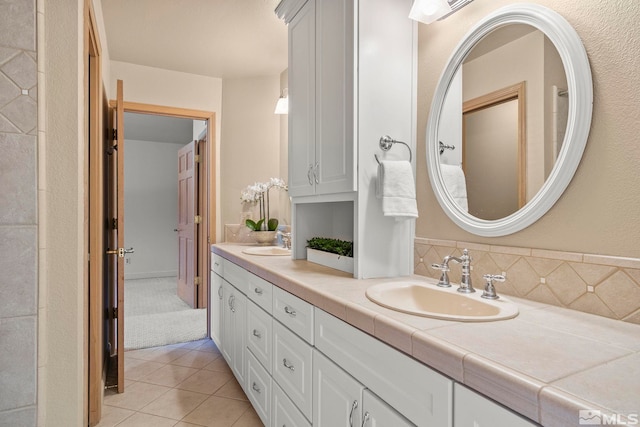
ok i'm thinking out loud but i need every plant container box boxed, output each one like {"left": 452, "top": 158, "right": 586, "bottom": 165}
{"left": 307, "top": 248, "right": 354, "bottom": 274}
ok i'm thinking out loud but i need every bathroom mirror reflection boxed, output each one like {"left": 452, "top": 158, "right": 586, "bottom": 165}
{"left": 426, "top": 4, "right": 592, "bottom": 236}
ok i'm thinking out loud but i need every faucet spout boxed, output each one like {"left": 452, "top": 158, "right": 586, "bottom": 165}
{"left": 449, "top": 249, "right": 475, "bottom": 293}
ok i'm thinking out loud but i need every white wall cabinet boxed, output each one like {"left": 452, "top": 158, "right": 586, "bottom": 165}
{"left": 288, "top": 0, "right": 355, "bottom": 198}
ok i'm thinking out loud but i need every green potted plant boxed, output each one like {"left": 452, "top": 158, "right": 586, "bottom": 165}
{"left": 241, "top": 178, "right": 288, "bottom": 244}
{"left": 307, "top": 237, "right": 354, "bottom": 274}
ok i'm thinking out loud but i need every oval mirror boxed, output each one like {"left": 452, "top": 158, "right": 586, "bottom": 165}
{"left": 426, "top": 4, "right": 593, "bottom": 236}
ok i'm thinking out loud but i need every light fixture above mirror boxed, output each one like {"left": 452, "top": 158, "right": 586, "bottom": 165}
{"left": 409, "top": 0, "right": 474, "bottom": 24}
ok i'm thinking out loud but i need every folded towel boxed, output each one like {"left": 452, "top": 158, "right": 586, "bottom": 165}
{"left": 376, "top": 160, "right": 418, "bottom": 220}
{"left": 440, "top": 163, "right": 468, "bottom": 212}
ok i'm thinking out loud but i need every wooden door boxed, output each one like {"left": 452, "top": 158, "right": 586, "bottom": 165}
{"left": 105, "top": 79, "right": 125, "bottom": 393}
{"left": 177, "top": 141, "right": 198, "bottom": 308}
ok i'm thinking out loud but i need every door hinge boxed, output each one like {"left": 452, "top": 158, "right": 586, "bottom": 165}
{"left": 194, "top": 215, "right": 202, "bottom": 224}
{"left": 194, "top": 154, "right": 201, "bottom": 163}
{"left": 112, "top": 128, "right": 117, "bottom": 140}
{"left": 112, "top": 218, "right": 118, "bottom": 230}
{"left": 112, "top": 307, "right": 118, "bottom": 319}
{"left": 194, "top": 276, "right": 201, "bottom": 286}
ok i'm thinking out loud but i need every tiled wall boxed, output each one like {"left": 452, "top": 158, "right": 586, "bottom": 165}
{"left": 415, "top": 238, "right": 640, "bottom": 325}
{"left": 0, "top": 0, "right": 38, "bottom": 425}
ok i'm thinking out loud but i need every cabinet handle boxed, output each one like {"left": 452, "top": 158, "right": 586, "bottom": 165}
{"left": 218, "top": 286, "right": 223, "bottom": 300}
{"left": 284, "top": 306, "right": 296, "bottom": 316}
{"left": 252, "top": 382, "right": 261, "bottom": 394}
{"left": 252, "top": 329, "right": 262, "bottom": 339}
{"left": 307, "top": 164, "right": 314, "bottom": 185}
{"left": 282, "top": 358, "right": 295, "bottom": 371}
{"left": 229, "top": 295, "right": 236, "bottom": 313}
{"left": 349, "top": 400, "right": 358, "bottom": 427}
{"left": 254, "top": 287, "right": 263, "bottom": 295}
{"left": 314, "top": 162, "right": 319, "bottom": 184}
{"left": 361, "top": 412, "right": 370, "bottom": 427}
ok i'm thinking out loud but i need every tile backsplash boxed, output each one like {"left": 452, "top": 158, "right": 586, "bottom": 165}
{"left": 415, "top": 238, "right": 640, "bottom": 325}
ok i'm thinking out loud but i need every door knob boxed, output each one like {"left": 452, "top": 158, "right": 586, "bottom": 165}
{"left": 106, "top": 247, "right": 135, "bottom": 258}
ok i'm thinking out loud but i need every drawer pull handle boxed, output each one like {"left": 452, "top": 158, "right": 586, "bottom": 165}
{"left": 252, "top": 329, "right": 262, "bottom": 339}
{"left": 229, "top": 295, "right": 236, "bottom": 313}
{"left": 282, "top": 358, "right": 295, "bottom": 371}
{"left": 254, "top": 287, "right": 263, "bottom": 295}
{"left": 252, "top": 382, "right": 261, "bottom": 394}
{"left": 349, "top": 400, "right": 358, "bottom": 427}
{"left": 284, "top": 306, "right": 296, "bottom": 316}
{"left": 361, "top": 412, "right": 370, "bottom": 427}
{"left": 218, "top": 286, "right": 223, "bottom": 300}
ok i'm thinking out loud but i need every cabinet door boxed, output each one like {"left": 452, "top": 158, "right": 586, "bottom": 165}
{"left": 315, "top": 0, "right": 354, "bottom": 195}
{"left": 313, "top": 349, "right": 363, "bottom": 427}
{"left": 454, "top": 384, "right": 536, "bottom": 427}
{"left": 288, "top": 0, "right": 316, "bottom": 197}
{"left": 247, "top": 300, "right": 272, "bottom": 373}
{"left": 210, "top": 272, "right": 224, "bottom": 348}
{"left": 222, "top": 280, "right": 247, "bottom": 389}
{"left": 362, "top": 390, "right": 414, "bottom": 427}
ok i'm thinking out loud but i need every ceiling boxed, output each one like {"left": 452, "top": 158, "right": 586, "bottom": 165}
{"left": 101, "top": 0, "right": 288, "bottom": 79}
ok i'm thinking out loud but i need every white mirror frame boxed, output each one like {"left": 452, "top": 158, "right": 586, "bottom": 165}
{"left": 426, "top": 3, "right": 593, "bottom": 237}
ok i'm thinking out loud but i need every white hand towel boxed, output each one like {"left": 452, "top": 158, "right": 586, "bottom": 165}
{"left": 440, "top": 164, "right": 468, "bottom": 212}
{"left": 376, "top": 160, "right": 418, "bottom": 220}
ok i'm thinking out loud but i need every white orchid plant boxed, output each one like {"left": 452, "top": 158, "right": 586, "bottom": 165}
{"left": 240, "top": 178, "right": 288, "bottom": 231}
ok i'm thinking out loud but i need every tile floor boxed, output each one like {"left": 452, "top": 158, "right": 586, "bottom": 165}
{"left": 97, "top": 339, "right": 263, "bottom": 427}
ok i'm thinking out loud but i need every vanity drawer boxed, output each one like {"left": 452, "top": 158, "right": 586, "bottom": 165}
{"left": 273, "top": 381, "right": 311, "bottom": 427}
{"left": 273, "top": 287, "right": 314, "bottom": 344}
{"left": 273, "top": 320, "right": 313, "bottom": 420}
{"left": 247, "top": 351, "right": 272, "bottom": 427}
{"left": 247, "top": 272, "right": 273, "bottom": 313}
{"left": 247, "top": 300, "right": 273, "bottom": 373}
{"left": 223, "top": 259, "right": 248, "bottom": 294}
{"left": 212, "top": 253, "right": 224, "bottom": 276}
{"left": 314, "top": 308, "right": 453, "bottom": 427}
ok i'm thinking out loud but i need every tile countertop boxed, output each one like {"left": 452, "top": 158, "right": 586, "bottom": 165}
{"left": 212, "top": 243, "right": 640, "bottom": 426}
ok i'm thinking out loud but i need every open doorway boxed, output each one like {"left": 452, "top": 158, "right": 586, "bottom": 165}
{"left": 122, "top": 112, "right": 208, "bottom": 350}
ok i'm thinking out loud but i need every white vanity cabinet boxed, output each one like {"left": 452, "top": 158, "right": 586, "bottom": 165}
{"left": 221, "top": 279, "right": 247, "bottom": 389}
{"left": 210, "top": 254, "right": 224, "bottom": 348}
{"left": 453, "top": 384, "right": 537, "bottom": 427}
{"left": 287, "top": 0, "right": 355, "bottom": 198}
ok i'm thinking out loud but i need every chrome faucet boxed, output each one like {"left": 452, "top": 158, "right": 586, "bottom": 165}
{"left": 431, "top": 249, "right": 474, "bottom": 292}
{"left": 278, "top": 230, "right": 292, "bottom": 250}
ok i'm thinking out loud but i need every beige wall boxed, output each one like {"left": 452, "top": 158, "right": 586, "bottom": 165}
{"left": 220, "top": 76, "right": 286, "bottom": 233}
{"left": 416, "top": 0, "right": 640, "bottom": 258}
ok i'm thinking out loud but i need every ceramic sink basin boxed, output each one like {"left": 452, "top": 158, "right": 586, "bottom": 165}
{"left": 366, "top": 281, "right": 518, "bottom": 322}
{"left": 242, "top": 246, "right": 291, "bottom": 256}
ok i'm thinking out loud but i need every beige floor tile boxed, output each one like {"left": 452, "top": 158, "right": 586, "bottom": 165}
{"left": 171, "top": 349, "right": 221, "bottom": 369}
{"left": 174, "top": 422, "right": 207, "bottom": 427}
{"left": 104, "top": 381, "right": 171, "bottom": 410}
{"left": 214, "top": 377, "right": 249, "bottom": 401}
{"left": 138, "top": 363, "right": 199, "bottom": 387}
{"left": 126, "top": 346, "right": 163, "bottom": 361}
{"left": 176, "top": 368, "right": 234, "bottom": 395}
{"left": 232, "top": 406, "right": 264, "bottom": 427}
{"left": 169, "top": 339, "right": 209, "bottom": 350}
{"left": 194, "top": 339, "right": 222, "bottom": 354}
{"left": 182, "top": 396, "right": 250, "bottom": 427}
{"left": 144, "top": 347, "right": 193, "bottom": 364}
{"left": 203, "top": 356, "right": 233, "bottom": 374}
{"left": 115, "top": 412, "right": 178, "bottom": 427}
{"left": 95, "top": 405, "right": 134, "bottom": 427}
{"left": 140, "top": 388, "right": 208, "bottom": 420}
{"left": 124, "top": 358, "right": 165, "bottom": 381}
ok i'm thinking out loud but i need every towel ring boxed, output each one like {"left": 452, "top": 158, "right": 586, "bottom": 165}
{"left": 374, "top": 135, "right": 412, "bottom": 164}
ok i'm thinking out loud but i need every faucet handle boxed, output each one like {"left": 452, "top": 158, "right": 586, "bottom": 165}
{"left": 430, "top": 263, "right": 452, "bottom": 287}
{"left": 481, "top": 274, "right": 505, "bottom": 300}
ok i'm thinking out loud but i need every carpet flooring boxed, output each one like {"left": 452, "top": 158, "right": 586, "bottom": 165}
{"left": 124, "top": 276, "right": 207, "bottom": 350}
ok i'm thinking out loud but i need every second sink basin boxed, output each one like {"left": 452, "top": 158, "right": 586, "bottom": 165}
{"left": 242, "top": 246, "right": 291, "bottom": 256}
{"left": 366, "top": 281, "right": 518, "bottom": 322}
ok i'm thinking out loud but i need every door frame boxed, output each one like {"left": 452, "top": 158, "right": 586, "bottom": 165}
{"left": 114, "top": 102, "right": 216, "bottom": 312}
